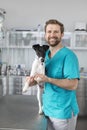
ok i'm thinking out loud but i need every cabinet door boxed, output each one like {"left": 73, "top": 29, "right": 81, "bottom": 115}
{"left": 2, "top": 76, "right": 7, "bottom": 96}
{"left": 76, "top": 78, "right": 87, "bottom": 116}
{"left": 9, "top": 76, "right": 23, "bottom": 95}
{"left": 62, "top": 32, "right": 72, "bottom": 48}
{"left": 0, "top": 77, "right": 3, "bottom": 97}
{"left": 8, "top": 31, "right": 46, "bottom": 47}
{"left": 9, "top": 31, "right": 33, "bottom": 46}
{"left": 74, "top": 32, "right": 87, "bottom": 48}
{"left": 0, "top": 35, "right": 8, "bottom": 67}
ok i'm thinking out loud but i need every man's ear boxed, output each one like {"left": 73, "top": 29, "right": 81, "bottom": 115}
{"left": 61, "top": 32, "right": 64, "bottom": 38}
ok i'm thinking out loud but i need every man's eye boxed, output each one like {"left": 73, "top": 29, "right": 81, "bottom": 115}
{"left": 47, "top": 31, "right": 51, "bottom": 33}
{"left": 54, "top": 31, "right": 59, "bottom": 33}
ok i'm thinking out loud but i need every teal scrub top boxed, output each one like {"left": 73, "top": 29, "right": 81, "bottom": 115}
{"left": 42, "top": 47, "right": 80, "bottom": 119}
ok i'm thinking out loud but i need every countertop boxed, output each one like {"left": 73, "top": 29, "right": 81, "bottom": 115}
{"left": 0, "top": 95, "right": 47, "bottom": 130}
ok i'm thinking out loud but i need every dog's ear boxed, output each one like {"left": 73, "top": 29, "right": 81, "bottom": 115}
{"left": 32, "top": 44, "right": 40, "bottom": 50}
{"left": 43, "top": 45, "right": 49, "bottom": 51}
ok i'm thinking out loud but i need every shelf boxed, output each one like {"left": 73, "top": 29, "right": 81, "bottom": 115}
{"left": 72, "top": 47, "right": 87, "bottom": 50}
{"left": 8, "top": 45, "right": 32, "bottom": 49}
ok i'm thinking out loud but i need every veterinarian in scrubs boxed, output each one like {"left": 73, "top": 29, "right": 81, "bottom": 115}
{"left": 33, "top": 19, "right": 80, "bottom": 130}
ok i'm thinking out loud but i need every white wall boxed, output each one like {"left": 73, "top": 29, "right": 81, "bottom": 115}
{"left": 0, "top": 0, "right": 87, "bottom": 71}
{"left": 0, "top": 0, "right": 87, "bottom": 31}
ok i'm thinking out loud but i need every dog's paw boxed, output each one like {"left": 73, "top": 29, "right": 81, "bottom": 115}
{"left": 39, "top": 111, "right": 43, "bottom": 115}
{"left": 34, "top": 77, "right": 42, "bottom": 84}
{"left": 22, "top": 82, "right": 29, "bottom": 93}
{"left": 39, "top": 109, "right": 43, "bottom": 115}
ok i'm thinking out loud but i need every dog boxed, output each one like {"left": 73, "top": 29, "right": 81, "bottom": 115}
{"left": 22, "top": 44, "right": 49, "bottom": 114}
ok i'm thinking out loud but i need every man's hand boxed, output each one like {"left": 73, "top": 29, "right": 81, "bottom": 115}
{"left": 34, "top": 74, "right": 49, "bottom": 83}
{"left": 26, "top": 76, "right": 37, "bottom": 86}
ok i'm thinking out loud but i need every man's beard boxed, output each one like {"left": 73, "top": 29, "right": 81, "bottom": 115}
{"left": 47, "top": 37, "right": 61, "bottom": 47}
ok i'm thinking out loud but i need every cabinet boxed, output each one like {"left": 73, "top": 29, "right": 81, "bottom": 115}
{"left": 0, "top": 75, "right": 37, "bottom": 96}
{"left": 73, "top": 31, "right": 87, "bottom": 49}
{"left": 1, "top": 31, "right": 87, "bottom": 68}
{"left": 77, "top": 78, "right": 87, "bottom": 116}
{"left": 62, "top": 31, "right": 87, "bottom": 50}
{"left": 8, "top": 30, "right": 46, "bottom": 47}
{"left": 0, "top": 30, "right": 77, "bottom": 70}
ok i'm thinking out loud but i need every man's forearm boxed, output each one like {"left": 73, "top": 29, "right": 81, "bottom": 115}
{"left": 47, "top": 77, "right": 78, "bottom": 90}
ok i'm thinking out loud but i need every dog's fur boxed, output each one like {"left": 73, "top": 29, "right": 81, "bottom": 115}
{"left": 22, "top": 44, "right": 49, "bottom": 114}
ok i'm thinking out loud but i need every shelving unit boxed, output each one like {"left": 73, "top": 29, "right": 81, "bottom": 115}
{"left": 6, "top": 30, "right": 47, "bottom": 69}
{"left": 0, "top": 30, "right": 47, "bottom": 95}
{"left": 2, "top": 31, "right": 87, "bottom": 67}
{"left": 0, "top": 30, "right": 87, "bottom": 96}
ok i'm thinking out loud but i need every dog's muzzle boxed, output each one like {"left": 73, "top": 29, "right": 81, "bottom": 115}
{"left": 41, "top": 57, "right": 44, "bottom": 62}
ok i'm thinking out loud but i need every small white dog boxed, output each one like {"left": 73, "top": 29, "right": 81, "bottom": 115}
{"left": 22, "top": 44, "right": 49, "bottom": 114}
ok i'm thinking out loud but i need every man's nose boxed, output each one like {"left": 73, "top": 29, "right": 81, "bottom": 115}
{"left": 50, "top": 32, "right": 56, "bottom": 37}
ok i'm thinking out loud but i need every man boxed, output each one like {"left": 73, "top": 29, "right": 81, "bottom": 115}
{"left": 28, "top": 19, "right": 80, "bottom": 130}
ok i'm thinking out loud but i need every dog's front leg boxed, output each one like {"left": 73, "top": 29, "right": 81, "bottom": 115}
{"left": 22, "top": 81, "right": 30, "bottom": 92}
{"left": 22, "top": 58, "right": 39, "bottom": 93}
{"left": 37, "top": 85, "right": 43, "bottom": 114}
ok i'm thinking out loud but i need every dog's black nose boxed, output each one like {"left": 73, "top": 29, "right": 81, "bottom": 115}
{"left": 41, "top": 58, "right": 44, "bottom": 62}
